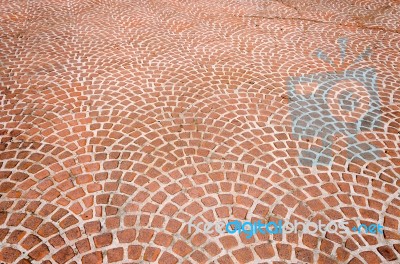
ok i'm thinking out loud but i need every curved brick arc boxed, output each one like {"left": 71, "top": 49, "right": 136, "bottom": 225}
{"left": 1, "top": 0, "right": 399, "bottom": 263}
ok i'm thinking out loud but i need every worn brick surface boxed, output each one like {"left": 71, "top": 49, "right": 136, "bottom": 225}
{"left": 0, "top": 0, "right": 399, "bottom": 263}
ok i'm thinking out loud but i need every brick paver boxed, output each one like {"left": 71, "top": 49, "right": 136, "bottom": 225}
{"left": 0, "top": 0, "right": 399, "bottom": 263}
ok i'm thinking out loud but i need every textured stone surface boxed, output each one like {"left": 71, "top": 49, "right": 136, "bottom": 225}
{"left": 0, "top": 0, "right": 399, "bottom": 263}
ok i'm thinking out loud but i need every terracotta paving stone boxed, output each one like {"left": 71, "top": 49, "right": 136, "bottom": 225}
{"left": 0, "top": 0, "right": 399, "bottom": 263}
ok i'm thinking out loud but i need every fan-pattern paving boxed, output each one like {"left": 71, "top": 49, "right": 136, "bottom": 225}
{"left": 0, "top": 0, "right": 399, "bottom": 263}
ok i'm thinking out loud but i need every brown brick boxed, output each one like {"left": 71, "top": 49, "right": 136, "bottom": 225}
{"left": 53, "top": 246, "right": 75, "bottom": 264}
{"left": 0, "top": 247, "right": 21, "bottom": 263}
{"left": 29, "top": 244, "right": 49, "bottom": 261}
{"left": 107, "top": 248, "right": 123, "bottom": 263}
{"left": 94, "top": 233, "right": 112, "bottom": 248}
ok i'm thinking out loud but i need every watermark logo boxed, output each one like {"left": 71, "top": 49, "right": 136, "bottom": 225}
{"left": 287, "top": 38, "right": 382, "bottom": 166}
{"left": 188, "top": 219, "right": 384, "bottom": 239}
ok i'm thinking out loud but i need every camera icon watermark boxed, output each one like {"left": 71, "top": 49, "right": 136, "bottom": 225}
{"left": 287, "top": 38, "right": 383, "bottom": 167}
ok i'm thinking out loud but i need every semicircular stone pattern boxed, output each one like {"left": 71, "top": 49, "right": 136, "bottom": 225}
{"left": 0, "top": 0, "right": 399, "bottom": 263}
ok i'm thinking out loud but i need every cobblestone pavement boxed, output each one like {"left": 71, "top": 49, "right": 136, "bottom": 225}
{"left": 0, "top": 0, "right": 399, "bottom": 263}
